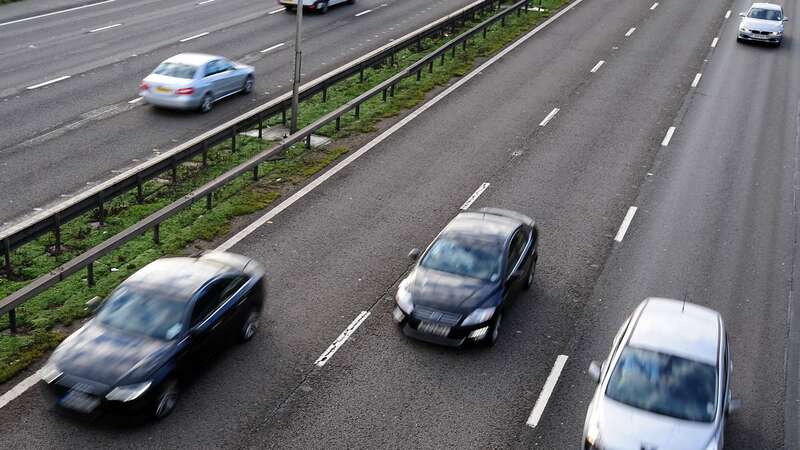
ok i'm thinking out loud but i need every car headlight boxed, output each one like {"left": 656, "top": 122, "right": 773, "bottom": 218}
{"left": 39, "top": 362, "right": 63, "bottom": 384}
{"left": 772, "top": 30, "right": 783, "bottom": 35}
{"left": 105, "top": 381, "right": 152, "bottom": 402}
{"left": 395, "top": 279, "right": 414, "bottom": 314}
{"left": 462, "top": 307, "right": 496, "bottom": 326}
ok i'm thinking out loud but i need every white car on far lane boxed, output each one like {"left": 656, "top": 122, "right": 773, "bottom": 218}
{"left": 737, "top": 2, "right": 788, "bottom": 45}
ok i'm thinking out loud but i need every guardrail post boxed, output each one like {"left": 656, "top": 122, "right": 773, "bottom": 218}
{"left": 463, "top": 39, "right": 467, "bottom": 51}
{"left": 335, "top": 117, "right": 341, "bottom": 131}
{"left": 382, "top": 89, "right": 388, "bottom": 101}
{"left": 8, "top": 309, "right": 17, "bottom": 334}
{"left": 390, "top": 84, "right": 395, "bottom": 97}
{"left": 483, "top": 25, "right": 488, "bottom": 39}
{"left": 501, "top": 15, "right": 506, "bottom": 26}
{"left": 416, "top": 69, "right": 422, "bottom": 81}
{"left": 429, "top": 60, "right": 434, "bottom": 73}
{"left": 231, "top": 129, "right": 237, "bottom": 152}
{"left": 153, "top": 223, "right": 160, "bottom": 245}
{"left": 258, "top": 114, "right": 264, "bottom": 139}
{"left": 97, "top": 194, "right": 105, "bottom": 225}
{"left": 202, "top": 142, "right": 208, "bottom": 167}
{"left": 322, "top": 86, "right": 328, "bottom": 103}
{"left": 171, "top": 158, "right": 178, "bottom": 184}
{"left": 354, "top": 104, "right": 360, "bottom": 119}
{"left": 451, "top": 45, "right": 456, "bottom": 57}
{"left": 87, "top": 262, "right": 95, "bottom": 287}
{"left": 359, "top": 69, "right": 364, "bottom": 83}
{"left": 253, "top": 165, "right": 259, "bottom": 181}
{"left": 206, "top": 193, "right": 213, "bottom": 209}
{"left": 417, "top": 39, "right": 422, "bottom": 52}
{"left": 3, "top": 238, "right": 11, "bottom": 277}
{"left": 440, "top": 53, "right": 445, "bottom": 65}
{"left": 306, "top": 135, "right": 312, "bottom": 149}
{"left": 136, "top": 173, "right": 144, "bottom": 203}
{"left": 282, "top": 109, "right": 287, "bottom": 125}
{"left": 54, "top": 213, "right": 62, "bottom": 255}
{"left": 390, "top": 53, "right": 395, "bottom": 67}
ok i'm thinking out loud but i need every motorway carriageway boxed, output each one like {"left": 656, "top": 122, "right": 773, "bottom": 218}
{"left": 0, "top": 0, "right": 798, "bottom": 448}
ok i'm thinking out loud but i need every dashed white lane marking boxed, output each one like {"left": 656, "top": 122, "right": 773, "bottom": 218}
{"left": 625, "top": 27, "right": 636, "bottom": 37}
{"left": 460, "top": 182, "right": 490, "bottom": 210}
{"left": 88, "top": 23, "right": 121, "bottom": 33}
{"left": 197, "top": 0, "right": 215, "bottom": 4}
{"left": 268, "top": 7, "right": 286, "bottom": 14}
{"left": 614, "top": 206, "right": 638, "bottom": 242}
{"left": 590, "top": 60, "right": 605, "bottom": 73}
{"left": 260, "top": 42, "right": 285, "bottom": 53}
{"left": 650, "top": 2, "right": 659, "bottom": 10}
{"left": 0, "top": 0, "right": 116, "bottom": 27}
{"left": 179, "top": 31, "right": 209, "bottom": 42}
{"left": 314, "top": 311, "right": 370, "bottom": 367}
{"left": 691, "top": 73, "right": 702, "bottom": 88}
{"left": 216, "top": 0, "right": 587, "bottom": 252}
{"left": 355, "top": 9, "right": 373, "bottom": 16}
{"left": 0, "top": 369, "right": 43, "bottom": 409}
{"left": 711, "top": 37, "right": 719, "bottom": 47}
{"left": 539, "top": 107, "right": 560, "bottom": 127}
{"left": 128, "top": 97, "right": 143, "bottom": 104}
{"left": 661, "top": 126, "right": 676, "bottom": 147}
{"left": 26, "top": 75, "right": 70, "bottom": 90}
{"left": 526, "top": 355, "right": 569, "bottom": 428}
{"left": 725, "top": 10, "right": 731, "bottom": 19}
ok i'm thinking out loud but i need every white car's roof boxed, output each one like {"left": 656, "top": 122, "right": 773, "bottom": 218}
{"left": 628, "top": 298, "right": 721, "bottom": 366}
{"left": 751, "top": 2, "right": 782, "bottom": 11}
{"left": 163, "top": 53, "right": 222, "bottom": 66}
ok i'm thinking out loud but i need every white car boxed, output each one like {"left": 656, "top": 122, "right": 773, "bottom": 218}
{"left": 278, "top": 0, "right": 354, "bottom": 14}
{"left": 737, "top": 2, "right": 788, "bottom": 45}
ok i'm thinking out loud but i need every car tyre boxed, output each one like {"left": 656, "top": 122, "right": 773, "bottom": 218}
{"left": 484, "top": 312, "right": 502, "bottom": 347}
{"left": 200, "top": 93, "right": 213, "bottom": 113}
{"left": 242, "top": 75, "right": 254, "bottom": 94}
{"left": 285, "top": 5, "right": 296, "bottom": 13}
{"left": 318, "top": 1, "right": 328, "bottom": 13}
{"left": 153, "top": 378, "right": 179, "bottom": 419}
{"left": 240, "top": 309, "right": 260, "bottom": 342}
{"left": 523, "top": 257, "right": 536, "bottom": 291}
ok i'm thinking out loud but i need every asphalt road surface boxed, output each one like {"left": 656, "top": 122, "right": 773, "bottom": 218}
{"left": 0, "top": 0, "right": 798, "bottom": 448}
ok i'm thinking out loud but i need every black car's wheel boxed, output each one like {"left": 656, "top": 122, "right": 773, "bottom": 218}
{"left": 200, "top": 93, "right": 213, "bottom": 113}
{"left": 153, "top": 379, "right": 179, "bottom": 419}
{"left": 242, "top": 75, "right": 254, "bottom": 94}
{"left": 240, "top": 309, "right": 260, "bottom": 342}
{"left": 523, "top": 258, "right": 536, "bottom": 291}
{"left": 484, "top": 312, "right": 502, "bottom": 347}
{"left": 317, "top": 1, "right": 329, "bottom": 13}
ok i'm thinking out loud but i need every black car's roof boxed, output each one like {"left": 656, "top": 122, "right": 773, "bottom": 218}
{"left": 443, "top": 211, "right": 523, "bottom": 241}
{"left": 122, "top": 257, "right": 236, "bottom": 302}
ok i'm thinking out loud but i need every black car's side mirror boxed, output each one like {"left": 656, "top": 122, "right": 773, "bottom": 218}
{"left": 408, "top": 248, "right": 421, "bottom": 260}
{"left": 85, "top": 296, "right": 103, "bottom": 312}
{"left": 588, "top": 360, "right": 601, "bottom": 383}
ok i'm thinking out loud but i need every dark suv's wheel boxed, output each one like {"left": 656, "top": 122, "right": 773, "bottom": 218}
{"left": 153, "top": 379, "right": 179, "bottom": 419}
{"left": 240, "top": 309, "right": 260, "bottom": 342}
{"left": 484, "top": 312, "right": 502, "bottom": 347}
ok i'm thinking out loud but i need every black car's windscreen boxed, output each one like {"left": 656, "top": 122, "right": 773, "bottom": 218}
{"left": 97, "top": 285, "right": 187, "bottom": 340}
{"left": 420, "top": 236, "right": 502, "bottom": 281}
{"left": 153, "top": 62, "right": 199, "bottom": 79}
{"left": 605, "top": 346, "right": 717, "bottom": 422}
{"left": 748, "top": 8, "right": 781, "bottom": 20}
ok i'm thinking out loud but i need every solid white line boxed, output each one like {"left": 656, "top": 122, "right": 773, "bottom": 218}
{"left": 590, "top": 60, "right": 605, "bottom": 73}
{"left": 625, "top": 27, "right": 636, "bottom": 37}
{"left": 179, "top": 32, "right": 209, "bottom": 42}
{"left": 691, "top": 73, "right": 702, "bottom": 88}
{"left": 260, "top": 42, "right": 286, "bottom": 53}
{"left": 26, "top": 75, "right": 70, "bottom": 90}
{"left": 614, "top": 206, "right": 637, "bottom": 242}
{"left": 88, "top": 23, "right": 121, "bottom": 33}
{"left": 539, "top": 108, "right": 560, "bottom": 127}
{"left": 526, "top": 355, "right": 568, "bottom": 428}
{"left": 460, "top": 182, "right": 490, "bottom": 210}
{"left": 355, "top": 9, "right": 373, "bottom": 17}
{"left": 314, "top": 311, "right": 370, "bottom": 367}
{"left": 216, "top": 0, "right": 587, "bottom": 252}
{"left": 661, "top": 126, "right": 676, "bottom": 146}
{"left": 725, "top": 10, "right": 731, "bottom": 19}
{"left": 128, "top": 97, "right": 143, "bottom": 104}
{"left": 0, "top": 0, "right": 116, "bottom": 28}
{"left": 650, "top": 2, "right": 658, "bottom": 10}
{"left": 0, "top": 369, "right": 42, "bottom": 409}
{"left": 198, "top": 0, "right": 215, "bottom": 4}
{"left": 268, "top": 7, "right": 286, "bottom": 14}
{"left": 711, "top": 37, "right": 719, "bottom": 48}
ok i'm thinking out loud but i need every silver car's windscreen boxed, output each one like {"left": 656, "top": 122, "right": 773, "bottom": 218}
{"left": 748, "top": 8, "right": 782, "bottom": 20}
{"left": 605, "top": 346, "right": 718, "bottom": 422}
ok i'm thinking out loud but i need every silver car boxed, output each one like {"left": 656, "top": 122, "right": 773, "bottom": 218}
{"left": 583, "top": 298, "right": 741, "bottom": 450}
{"left": 279, "top": 0, "right": 354, "bottom": 14}
{"left": 737, "top": 2, "right": 788, "bottom": 45}
{"left": 139, "top": 53, "right": 254, "bottom": 113}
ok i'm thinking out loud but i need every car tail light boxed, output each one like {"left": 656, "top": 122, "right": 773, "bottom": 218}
{"left": 175, "top": 87, "right": 194, "bottom": 95}
{"left": 139, "top": 82, "right": 149, "bottom": 91}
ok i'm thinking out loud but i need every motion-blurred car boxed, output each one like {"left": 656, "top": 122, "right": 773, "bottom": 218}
{"left": 393, "top": 208, "right": 538, "bottom": 346}
{"left": 40, "top": 252, "right": 265, "bottom": 419}
{"left": 583, "top": 298, "right": 740, "bottom": 450}
{"left": 138, "top": 53, "right": 254, "bottom": 113}
{"left": 278, "top": 0, "right": 354, "bottom": 14}
{"left": 737, "top": 2, "right": 787, "bottom": 45}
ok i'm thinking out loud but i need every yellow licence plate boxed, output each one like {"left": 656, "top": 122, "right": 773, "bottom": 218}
{"left": 155, "top": 86, "right": 171, "bottom": 93}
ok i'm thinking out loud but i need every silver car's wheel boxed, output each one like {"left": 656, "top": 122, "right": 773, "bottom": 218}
{"left": 200, "top": 94, "right": 213, "bottom": 113}
{"left": 242, "top": 76, "right": 254, "bottom": 94}
{"left": 153, "top": 379, "right": 178, "bottom": 419}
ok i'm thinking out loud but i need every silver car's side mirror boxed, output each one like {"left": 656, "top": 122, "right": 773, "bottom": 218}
{"left": 727, "top": 398, "right": 743, "bottom": 414}
{"left": 588, "top": 361, "right": 601, "bottom": 383}
{"left": 739, "top": 12, "right": 746, "bottom": 17}
{"left": 784, "top": 17, "right": 789, "bottom": 21}
{"left": 408, "top": 248, "right": 421, "bottom": 260}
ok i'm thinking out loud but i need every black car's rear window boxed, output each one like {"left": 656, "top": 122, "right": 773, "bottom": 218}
{"left": 420, "top": 236, "right": 502, "bottom": 281}
{"left": 97, "top": 285, "right": 187, "bottom": 340}
{"left": 153, "top": 62, "right": 199, "bottom": 79}
{"left": 605, "top": 346, "right": 718, "bottom": 422}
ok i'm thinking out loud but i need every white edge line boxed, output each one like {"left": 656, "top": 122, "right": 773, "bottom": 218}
{"left": 88, "top": 23, "right": 121, "bottom": 33}
{"left": 661, "top": 126, "right": 676, "bottom": 147}
{"left": 590, "top": 60, "right": 605, "bottom": 73}
{"left": 0, "top": 369, "right": 42, "bottom": 409}
{"left": 216, "top": 0, "right": 587, "bottom": 252}
{"left": 650, "top": 2, "right": 658, "bottom": 10}
{"left": 355, "top": 9, "right": 373, "bottom": 17}
{"left": 625, "top": 27, "right": 636, "bottom": 37}
{"left": 128, "top": 97, "right": 143, "bottom": 104}
{"left": 614, "top": 206, "right": 638, "bottom": 242}
{"left": 0, "top": 0, "right": 116, "bottom": 28}
{"left": 179, "top": 31, "right": 209, "bottom": 42}
{"left": 198, "top": 0, "right": 215, "bottom": 4}
{"left": 268, "top": 7, "right": 286, "bottom": 14}
{"left": 460, "top": 182, "right": 490, "bottom": 210}
{"left": 526, "top": 355, "right": 568, "bottom": 428}
{"left": 691, "top": 73, "right": 702, "bottom": 88}
{"left": 539, "top": 107, "right": 560, "bottom": 127}
{"left": 711, "top": 37, "right": 719, "bottom": 48}
{"left": 26, "top": 75, "right": 70, "bottom": 90}
{"left": 725, "top": 10, "right": 732, "bottom": 19}
{"left": 260, "top": 42, "right": 286, "bottom": 53}
{"left": 314, "top": 311, "right": 370, "bottom": 367}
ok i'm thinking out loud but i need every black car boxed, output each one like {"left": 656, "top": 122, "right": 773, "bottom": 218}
{"left": 39, "top": 251, "right": 265, "bottom": 419}
{"left": 393, "top": 208, "right": 538, "bottom": 346}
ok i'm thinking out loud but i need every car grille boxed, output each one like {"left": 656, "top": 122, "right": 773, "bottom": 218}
{"left": 413, "top": 306, "right": 462, "bottom": 326}
{"left": 752, "top": 30, "right": 771, "bottom": 35}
